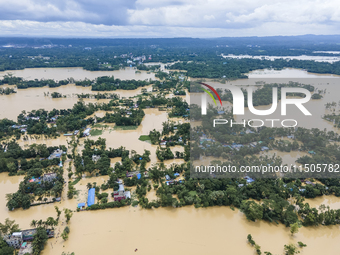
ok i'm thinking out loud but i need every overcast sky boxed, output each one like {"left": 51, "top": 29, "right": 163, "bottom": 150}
{"left": 0, "top": 0, "right": 339, "bottom": 37}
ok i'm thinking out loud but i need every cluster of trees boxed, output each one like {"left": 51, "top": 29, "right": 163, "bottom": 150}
{"left": 0, "top": 141, "right": 66, "bottom": 175}
{"left": 0, "top": 218, "right": 20, "bottom": 255}
{"left": 6, "top": 167, "right": 64, "bottom": 210}
{"left": 99, "top": 108, "right": 145, "bottom": 126}
{"left": 51, "top": 92, "right": 64, "bottom": 98}
{"left": 76, "top": 92, "right": 119, "bottom": 100}
{"left": 247, "top": 234, "right": 306, "bottom": 255}
{"left": 75, "top": 76, "right": 151, "bottom": 91}
{"left": 0, "top": 87, "right": 16, "bottom": 95}
{"left": 0, "top": 74, "right": 70, "bottom": 89}
{"left": 0, "top": 118, "right": 18, "bottom": 139}
{"left": 218, "top": 82, "right": 315, "bottom": 107}
{"left": 156, "top": 147, "right": 174, "bottom": 161}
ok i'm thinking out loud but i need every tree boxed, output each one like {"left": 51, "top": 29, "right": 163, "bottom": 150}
{"left": 61, "top": 231, "right": 69, "bottom": 241}
{"left": 64, "top": 208, "right": 73, "bottom": 224}
{"left": 32, "top": 227, "right": 48, "bottom": 255}
{"left": 284, "top": 244, "right": 300, "bottom": 255}
{"left": 240, "top": 201, "right": 263, "bottom": 222}
{"left": 0, "top": 239, "right": 15, "bottom": 255}
{"left": 55, "top": 206, "right": 62, "bottom": 220}
{"left": 290, "top": 222, "right": 301, "bottom": 236}
{"left": 0, "top": 218, "right": 20, "bottom": 237}
{"left": 30, "top": 220, "right": 37, "bottom": 228}
{"left": 86, "top": 183, "right": 92, "bottom": 190}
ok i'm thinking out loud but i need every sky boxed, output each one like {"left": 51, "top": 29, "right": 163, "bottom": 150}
{"left": 0, "top": 0, "right": 339, "bottom": 37}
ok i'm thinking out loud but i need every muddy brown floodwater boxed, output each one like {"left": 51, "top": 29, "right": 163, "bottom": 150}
{"left": 1, "top": 68, "right": 340, "bottom": 255}
{"left": 0, "top": 67, "right": 156, "bottom": 81}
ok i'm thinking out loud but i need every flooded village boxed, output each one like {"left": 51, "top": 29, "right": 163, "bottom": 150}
{"left": 0, "top": 64, "right": 340, "bottom": 255}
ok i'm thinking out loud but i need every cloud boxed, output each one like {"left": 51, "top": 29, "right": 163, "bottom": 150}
{"left": 0, "top": 20, "right": 338, "bottom": 38}
{"left": 0, "top": 0, "right": 136, "bottom": 25}
{"left": 0, "top": 0, "right": 340, "bottom": 36}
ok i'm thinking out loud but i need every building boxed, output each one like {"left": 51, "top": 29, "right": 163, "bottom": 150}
{"left": 18, "top": 242, "right": 33, "bottom": 255}
{"left": 78, "top": 203, "right": 86, "bottom": 210}
{"left": 22, "top": 229, "right": 37, "bottom": 241}
{"left": 4, "top": 232, "right": 22, "bottom": 249}
{"left": 83, "top": 128, "right": 91, "bottom": 137}
{"left": 87, "top": 188, "right": 95, "bottom": 207}
{"left": 92, "top": 155, "right": 101, "bottom": 162}
{"left": 48, "top": 149, "right": 63, "bottom": 160}
{"left": 113, "top": 184, "right": 131, "bottom": 201}
{"left": 42, "top": 173, "right": 57, "bottom": 182}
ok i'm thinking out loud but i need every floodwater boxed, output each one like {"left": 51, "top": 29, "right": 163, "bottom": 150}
{"left": 0, "top": 67, "right": 155, "bottom": 81}
{"left": 0, "top": 83, "right": 153, "bottom": 120}
{"left": 305, "top": 195, "right": 340, "bottom": 210}
{"left": 247, "top": 68, "right": 340, "bottom": 78}
{"left": 1, "top": 67, "right": 340, "bottom": 254}
{"left": 196, "top": 73, "right": 340, "bottom": 131}
{"left": 223, "top": 54, "right": 340, "bottom": 63}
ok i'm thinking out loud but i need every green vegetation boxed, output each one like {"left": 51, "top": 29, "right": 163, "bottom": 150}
{"left": 90, "top": 129, "right": 102, "bottom": 136}
{"left": 113, "top": 126, "right": 138, "bottom": 130}
{"left": 138, "top": 135, "right": 151, "bottom": 141}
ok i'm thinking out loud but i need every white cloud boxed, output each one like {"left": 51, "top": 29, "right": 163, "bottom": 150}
{"left": 0, "top": 0, "right": 340, "bottom": 36}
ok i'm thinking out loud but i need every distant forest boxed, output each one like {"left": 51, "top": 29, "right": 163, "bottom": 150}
{"left": 1, "top": 36, "right": 340, "bottom": 79}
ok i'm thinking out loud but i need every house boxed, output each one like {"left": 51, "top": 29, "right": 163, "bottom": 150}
{"left": 92, "top": 155, "right": 101, "bottom": 162}
{"left": 165, "top": 175, "right": 171, "bottom": 180}
{"left": 18, "top": 242, "right": 33, "bottom": 255}
{"left": 246, "top": 129, "right": 255, "bottom": 134}
{"left": 77, "top": 203, "right": 86, "bottom": 210}
{"left": 22, "top": 229, "right": 37, "bottom": 241}
{"left": 4, "top": 232, "right": 22, "bottom": 249}
{"left": 261, "top": 146, "right": 269, "bottom": 151}
{"left": 113, "top": 184, "right": 131, "bottom": 201}
{"left": 244, "top": 176, "right": 255, "bottom": 184}
{"left": 124, "top": 191, "right": 131, "bottom": 199}
{"left": 46, "top": 229, "right": 54, "bottom": 238}
{"left": 48, "top": 149, "right": 63, "bottom": 160}
{"left": 42, "top": 173, "right": 57, "bottom": 182}
{"left": 83, "top": 128, "right": 91, "bottom": 137}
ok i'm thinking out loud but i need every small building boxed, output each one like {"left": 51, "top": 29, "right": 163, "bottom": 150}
{"left": 78, "top": 203, "right": 86, "bottom": 210}
{"left": 83, "top": 128, "right": 91, "bottom": 137}
{"left": 42, "top": 173, "right": 57, "bottom": 182}
{"left": 87, "top": 188, "right": 95, "bottom": 207}
{"left": 18, "top": 242, "right": 33, "bottom": 255}
{"left": 46, "top": 229, "right": 54, "bottom": 238}
{"left": 48, "top": 149, "right": 63, "bottom": 160}
{"left": 92, "top": 155, "right": 101, "bottom": 162}
{"left": 4, "top": 232, "right": 22, "bottom": 249}
{"left": 124, "top": 191, "right": 131, "bottom": 199}
{"left": 22, "top": 229, "right": 37, "bottom": 241}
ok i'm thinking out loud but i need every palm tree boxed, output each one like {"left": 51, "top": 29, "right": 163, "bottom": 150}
{"left": 37, "top": 220, "right": 43, "bottom": 228}
{"left": 30, "top": 220, "right": 37, "bottom": 228}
